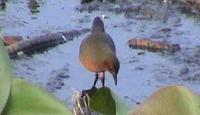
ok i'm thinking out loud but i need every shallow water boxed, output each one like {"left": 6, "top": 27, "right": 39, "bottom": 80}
{"left": 1, "top": 0, "right": 200, "bottom": 107}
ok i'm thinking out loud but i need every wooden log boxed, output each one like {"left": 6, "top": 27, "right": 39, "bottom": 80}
{"left": 128, "top": 37, "right": 181, "bottom": 53}
{"left": 7, "top": 28, "right": 90, "bottom": 58}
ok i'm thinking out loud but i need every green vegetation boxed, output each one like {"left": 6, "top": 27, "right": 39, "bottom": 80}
{"left": 131, "top": 86, "right": 200, "bottom": 115}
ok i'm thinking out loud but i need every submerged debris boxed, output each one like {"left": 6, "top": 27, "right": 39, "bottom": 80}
{"left": 179, "top": 67, "right": 189, "bottom": 76}
{"left": 183, "top": 0, "right": 200, "bottom": 11}
{"left": 0, "top": 0, "right": 6, "bottom": 10}
{"left": 179, "top": 46, "right": 200, "bottom": 82}
{"left": 76, "top": 0, "right": 102, "bottom": 12}
{"left": 28, "top": 0, "right": 40, "bottom": 14}
{"left": 46, "top": 65, "right": 69, "bottom": 92}
{"left": 46, "top": 77, "right": 64, "bottom": 92}
{"left": 128, "top": 37, "right": 181, "bottom": 53}
{"left": 108, "top": 3, "right": 141, "bottom": 14}
{"left": 81, "top": 0, "right": 103, "bottom": 4}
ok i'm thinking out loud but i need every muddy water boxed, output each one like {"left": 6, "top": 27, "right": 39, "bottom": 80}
{"left": 1, "top": 0, "right": 200, "bottom": 107}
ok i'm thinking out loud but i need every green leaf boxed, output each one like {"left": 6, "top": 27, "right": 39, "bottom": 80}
{"left": 90, "top": 87, "right": 116, "bottom": 115}
{"left": 131, "top": 86, "right": 200, "bottom": 115}
{"left": 89, "top": 87, "right": 130, "bottom": 115}
{"left": 111, "top": 91, "right": 130, "bottom": 115}
{"left": 2, "top": 78, "right": 72, "bottom": 115}
{"left": 0, "top": 34, "right": 12, "bottom": 114}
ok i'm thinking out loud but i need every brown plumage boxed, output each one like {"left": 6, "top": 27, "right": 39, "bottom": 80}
{"left": 79, "top": 17, "right": 120, "bottom": 88}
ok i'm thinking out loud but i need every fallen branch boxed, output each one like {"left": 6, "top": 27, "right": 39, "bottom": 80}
{"left": 7, "top": 28, "right": 90, "bottom": 58}
{"left": 128, "top": 37, "right": 181, "bottom": 53}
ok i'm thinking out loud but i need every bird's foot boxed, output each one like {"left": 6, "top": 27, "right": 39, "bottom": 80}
{"left": 81, "top": 86, "right": 97, "bottom": 98}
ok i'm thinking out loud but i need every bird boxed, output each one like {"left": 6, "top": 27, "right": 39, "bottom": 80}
{"left": 79, "top": 16, "right": 120, "bottom": 88}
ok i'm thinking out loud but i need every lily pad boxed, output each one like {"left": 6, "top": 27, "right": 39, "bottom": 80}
{"left": 2, "top": 78, "right": 72, "bottom": 115}
{"left": 0, "top": 35, "right": 11, "bottom": 114}
{"left": 131, "top": 86, "right": 200, "bottom": 115}
{"left": 89, "top": 87, "right": 129, "bottom": 115}
{"left": 90, "top": 87, "right": 116, "bottom": 115}
{"left": 111, "top": 91, "right": 130, "bottom": 115}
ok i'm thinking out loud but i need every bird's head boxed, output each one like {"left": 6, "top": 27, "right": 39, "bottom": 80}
{"left": 92, "top": 16, "right": 105, "bottom": 33}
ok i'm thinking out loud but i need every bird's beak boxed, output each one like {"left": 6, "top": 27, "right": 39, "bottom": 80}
{"left": 114, "top": 76, "right": 117, "bottom": 86}
{"left": 112, "top": 74, "right": 117, "bottom": 86}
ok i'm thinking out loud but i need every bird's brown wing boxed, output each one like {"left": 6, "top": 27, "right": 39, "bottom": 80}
{"left": 105, "top": 33, "right": 116, "bottom": 54}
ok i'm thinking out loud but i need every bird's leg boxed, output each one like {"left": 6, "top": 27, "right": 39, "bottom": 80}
{"left": 82, "top": 73, "right": 98, "bottom": 98}
{"left": 99, "top": 72, "right": 105, "bottom": 87}
{"left": 92, "top": 73, "right": 98, "bottom": 89}
{"left": 101, "top": 77, "right": 105, "bottom": 87}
